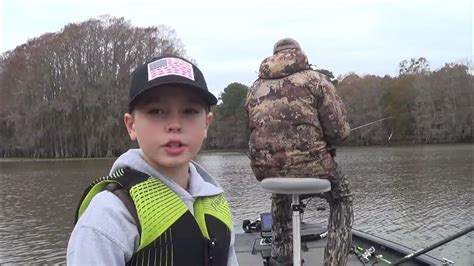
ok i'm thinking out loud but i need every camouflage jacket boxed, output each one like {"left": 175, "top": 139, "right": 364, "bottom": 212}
{"left": 245, "top": 49, "right": 350, "bottom": 181}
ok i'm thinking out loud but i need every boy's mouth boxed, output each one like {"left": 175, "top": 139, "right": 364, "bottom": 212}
{"left": 163, "top": 141, "right": 186, "bottom": 156}
{"left": 164, "top": 141, "right": 185, "bottom": 148}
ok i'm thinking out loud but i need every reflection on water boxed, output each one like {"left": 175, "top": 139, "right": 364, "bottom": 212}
{"left": 0, "top": 159, "right": 115, "bottom": 264}
{"left": 0, "top": 144, "right": 472, "bottom": 264}
{"left": 337, "top": 145, "right": 473, "bottom": 264}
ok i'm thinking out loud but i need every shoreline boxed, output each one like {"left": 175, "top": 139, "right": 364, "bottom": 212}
{"left": 0, "top": 143, "right": 471, "bottom": 161}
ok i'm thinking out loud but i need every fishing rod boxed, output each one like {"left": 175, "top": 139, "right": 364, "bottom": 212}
{"left": 329, "top": 116, "right": 394, "bottom": 157}
{"left": 350, "top": 116, "right": 393, "bottom": 132}
{"left": 392, "top": 225, "right": 474, "bottom": 265}
{"left": 353, "top": 225, "right": 473, "bottom": 265}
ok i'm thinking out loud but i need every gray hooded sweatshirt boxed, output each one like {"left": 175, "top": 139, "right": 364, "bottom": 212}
{"left": 67, "top": 149, "right": 239, "bottom": 265}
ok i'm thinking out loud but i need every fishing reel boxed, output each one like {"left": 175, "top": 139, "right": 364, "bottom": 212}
{"left": 242, "top": 219, "right": 261, "bottom": 233}
{"left": 351, "top": 246, "right": 372, "bottom": 264}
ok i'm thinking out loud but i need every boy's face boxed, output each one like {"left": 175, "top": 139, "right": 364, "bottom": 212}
{"left": 124, "top": 86, "right": 213, "bottom": 174}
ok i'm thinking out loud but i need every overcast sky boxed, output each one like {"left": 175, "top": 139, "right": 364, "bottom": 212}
{"left": 1, "top": 0, "right": 472, "bottom": 97}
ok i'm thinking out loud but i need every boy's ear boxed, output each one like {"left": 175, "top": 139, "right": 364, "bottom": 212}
{"left": 124, "top": 113, "right": 137, "bottom": 141}
{"left": 204, "top": 112, "right": 214, "bottom": 138}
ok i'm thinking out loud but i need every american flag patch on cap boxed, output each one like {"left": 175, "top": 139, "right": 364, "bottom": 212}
{"left": 147, "top": 57, "right": 195, "bottom": 81}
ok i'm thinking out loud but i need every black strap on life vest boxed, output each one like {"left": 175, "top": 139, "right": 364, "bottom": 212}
{"left": 105, "top": 182, "right": 142, "bottom": 234}
{"left": 103, "top": 167, "right": 151, "bottom": 235}
{"left": 75, "top": 167, "right": 151, "bottom": 233}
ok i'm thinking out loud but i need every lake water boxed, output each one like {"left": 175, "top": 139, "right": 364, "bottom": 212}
{"left": 0, "top": 144, "right": 472, "bottom": 264}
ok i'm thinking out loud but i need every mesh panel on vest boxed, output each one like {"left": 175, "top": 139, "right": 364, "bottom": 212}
{"left": 77, "top": 168, "right": 126, "bottom": 219}
{"left": 129, "top": 177, "right": 188, "bottom": 251}
{"left": 200, "top": 194, "right": 233, "bottom": 230}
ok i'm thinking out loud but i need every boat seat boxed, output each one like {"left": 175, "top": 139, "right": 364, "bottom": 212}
{"left": 261, "top": 177, "right": 331, "bottom": 195}
{"left": 261, "top": 177, "right": 331, "bottom": 265}
{"left": 261, "top": 177, "right": 331, "bottom": 266}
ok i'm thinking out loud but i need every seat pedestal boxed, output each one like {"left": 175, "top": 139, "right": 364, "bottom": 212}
{"left": 261, "top": 178, "right": 331, "bottom": 266}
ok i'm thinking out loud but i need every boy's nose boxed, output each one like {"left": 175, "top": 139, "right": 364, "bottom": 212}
{"left": 167, "top": 123, "right": 181, "bottom": 133}
{"left": 167, "top": 114, "right": 182, "bottom": 133}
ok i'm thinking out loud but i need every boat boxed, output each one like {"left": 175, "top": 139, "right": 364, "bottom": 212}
{"left": 234, "top": 177, "right": 460, "bottom": 265}
{"left": 234, "top": 222, "right": 452, "bottom": 265}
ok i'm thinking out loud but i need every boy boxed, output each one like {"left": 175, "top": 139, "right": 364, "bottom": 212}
{"left": 67, "top": 55, "right": 239, "bottom": 266}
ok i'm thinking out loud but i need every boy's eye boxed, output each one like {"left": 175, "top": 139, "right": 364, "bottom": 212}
{"left": 148, "top": 108, "right": 165, "bottom": 114}
{"left": 183, "top": 108, "right": 200, "bottom": 114}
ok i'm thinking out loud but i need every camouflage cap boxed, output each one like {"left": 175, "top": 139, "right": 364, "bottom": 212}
{"left": 273, "top": 38, "right": 301, "bottom": 54}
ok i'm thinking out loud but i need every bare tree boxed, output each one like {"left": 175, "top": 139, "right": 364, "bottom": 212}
{"left": 0, "top": 16, "right": 188, "bottom": 157}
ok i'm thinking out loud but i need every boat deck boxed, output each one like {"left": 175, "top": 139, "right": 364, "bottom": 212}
{"left": 235, "top": 224, "right": 444, "bottom": 266}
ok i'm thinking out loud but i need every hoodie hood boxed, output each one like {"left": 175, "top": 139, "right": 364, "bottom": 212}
{"left": 109, "top": 149, "right": 223, "bottom": 201}
{"left": 258, "top": 49, "right": 310, "bottom": 79}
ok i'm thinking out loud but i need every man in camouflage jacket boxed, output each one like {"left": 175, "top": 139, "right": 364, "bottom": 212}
{"left": 245, "top": 38, "right": 353, "bottom": 266}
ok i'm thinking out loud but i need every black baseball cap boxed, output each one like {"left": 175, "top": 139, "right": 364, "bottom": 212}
{"left": 128, "top": 55, "right": 218, "bottom": 110}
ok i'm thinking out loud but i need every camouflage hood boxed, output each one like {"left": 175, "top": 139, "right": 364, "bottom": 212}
{"left": 258, "top": 49, "right": 310, "bottom": 79}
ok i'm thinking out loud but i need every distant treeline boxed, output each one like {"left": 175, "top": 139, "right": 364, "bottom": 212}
{"left": 338, "top": 59, "right": 473, "bottom": 146}
{"left": 206, "top": 60, "right": 473, "bottom": 149}
{"left": 0, "top": 16, "right": 472, "bottom": 158}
